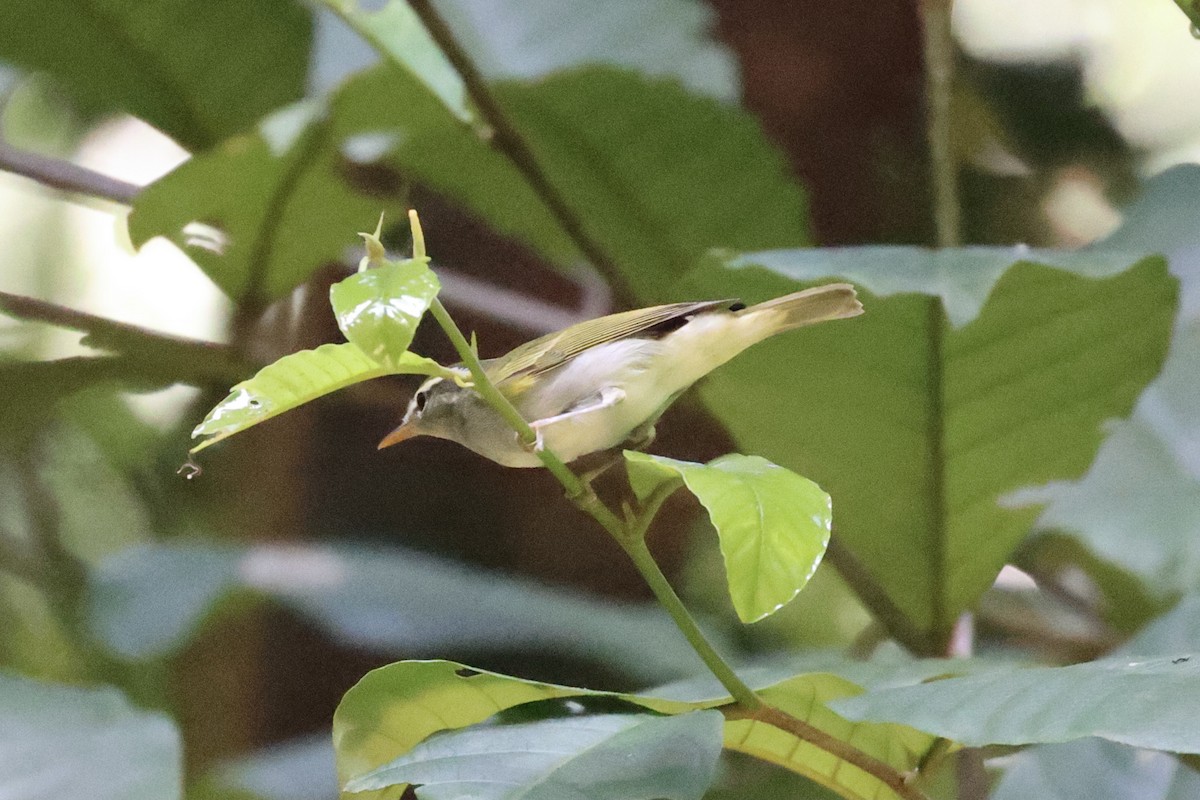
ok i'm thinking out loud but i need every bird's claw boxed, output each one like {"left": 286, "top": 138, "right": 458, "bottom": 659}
{"left": 520, "top": 426, "right": 546, "bottom": 454}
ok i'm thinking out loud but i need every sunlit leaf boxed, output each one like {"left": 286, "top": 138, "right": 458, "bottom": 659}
{"left": 334, "top": 659, "right": 936, "bottom": 800}
{"left": 624, "top": 452, "right": 831, "bottom": 623}
{"left": 0, "top": 672, "right": 182, "bottom": 800}
{"left": 190, "top": 343, "right": 449, "bottom": 453}
{"left": 0, "top": 0, "right": 310, "bottom": 150}
{"left": 329, "top": 257, "right": 440, "bottom": 369}
{"left": 128, "top": 102, "right": 409, "bottom": 301}
{"left": 345, "top": 711, "right": 724, "bottom": 800}
{"left": 726, "top": 675, "right": 934, "bottom": 800}
{"left": 679, "top": 250, "right": 1177, "bottom": 649}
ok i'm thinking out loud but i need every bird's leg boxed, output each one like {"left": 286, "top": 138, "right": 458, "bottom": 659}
{"left": 625, "top": 421, "right": 657, "bottom": 452}
{"left": 573, "top": 421, "right": 658, "bottom": 485}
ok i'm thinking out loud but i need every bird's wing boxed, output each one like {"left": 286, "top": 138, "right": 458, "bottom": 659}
{"left": 488, "top": 299, "right": 741, "bottom": 387}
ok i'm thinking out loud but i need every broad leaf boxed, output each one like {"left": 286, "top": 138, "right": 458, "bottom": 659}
{"left": 1014, "top": 166, "right": 1200, "bottom": 596}
{"left": 496, "top": 69, "right": 809, "bottom": 299}
{"left": 624, "top": 452, "right": 831, "bottom": 623}
{"left": 214, "top": 735, "right": 339, "bottom": 800}
{"left": 729, "top": 675, "right": 934, "bottom": 800}
{"left": 678, "top": 249, "right": 1177, "bottom": 649}
{"left": 320, "top": 0, "right": 473, "bottom": 124}
{"left": 1016, "top": 418, "right": 1200, "bottom": 595}
{"left": 988, "top": 593, "right": 1200, "bottom": 799}
{"left": 345, "top": 711, "right": 724, "bottom": 800}
{"left": 328, "top": 65, "right": 809, "bottom": 297}
{"left": 433, "top": 0, "right": 738, "bottom": 102}
{"left": 334, "top": 659, "right": 935, "bottom": 800}
{"left": 190, "top": 343, "right": 449, "bottom": 453}
{"left": 330, "top": 256, "right": 440, "bottom": 368}
{"left": 128, "top": 102, "right": 410, "bottom": 301}
{"left": 89, "top": 542, "right": 716, "bottom": 682}
{"left": 0, "top": 672, "right": 182, "bottom": 800}
{"left": 0, "top": 0, "right": 310, "bottom": 150}
{"left": 831, "top": 655, "right": 1200, "bottom": 752}
{"left": 991, "top": 738, "right": 1200, "bottom": 800}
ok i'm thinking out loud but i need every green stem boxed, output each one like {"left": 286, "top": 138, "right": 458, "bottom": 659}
{"left": 619, "top": 534, "right": 760, "bottom": 709}
{"left": 413, "top": 211, "right": 927, "bottom": 798}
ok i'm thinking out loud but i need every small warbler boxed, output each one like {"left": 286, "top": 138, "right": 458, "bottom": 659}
{"left": 379, "top": 283, "right": 863, "bottom": 467}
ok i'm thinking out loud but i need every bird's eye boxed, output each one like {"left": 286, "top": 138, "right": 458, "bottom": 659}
{"left": 414, "top": 391, "right": 428, "bottom": 412}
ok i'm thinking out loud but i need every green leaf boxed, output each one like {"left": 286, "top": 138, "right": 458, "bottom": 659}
{"left": 89, "top": 542, "right": 717, "bottom": 683}
{"left": 0, "top": 672, "right": 182, "bottom": 800}
{"left": 0, "top": 0, "right": 310, "bottom": 150}
{"left": 727, "top": 675, "right": 934, "bottom": 800}
{"left": 624, "top": 452, "right": 831, "bottom": 624}
{"left": 1018, "top": 418, "right": 1200, "bottom": 595}
{"left": 334, "top": 659, "right": 935, "bottom": 800}
{"left": 434, "top": 0, "right": 739, "bottom": 102}
{"left": 329, "top": 257, "right": 440, "bottom": 369}
{"left": 496, "top": 69, "right": 809, "bottom": 299}
{"left": 679, "top": 249, "right": 1177, "bottom": 648}
{"left": 319, "top": 0, "right": 473, "bottom": 124}
{"left": 831, "top": 655, "right": 1200, "bottom": 752}
{"left": 326, "top": 65, "right": 808, "bottom": 297}
{"left": 344, "top": 711, "right": 724, "bottom": 800}
{"left": 128, "top": 102, "right": 410, "bottom": 301}
{"left": 190, "top": 343, "right": 448, "bottom": 453}
{"left": 991, "top": 738, "right": 1200, "bottom": 800}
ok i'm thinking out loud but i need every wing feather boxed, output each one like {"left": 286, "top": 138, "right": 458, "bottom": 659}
{"left": 486, "top": 299, "right": 740, "bottom": 386}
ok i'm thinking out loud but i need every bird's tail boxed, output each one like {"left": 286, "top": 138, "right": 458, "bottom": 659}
{"left": 740, "top": 283, "right": 863, "bottom": 332}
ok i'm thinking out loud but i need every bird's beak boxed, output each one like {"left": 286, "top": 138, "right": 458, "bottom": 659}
{"left": 377, "top": 422, "right": 420, "bottom": 450}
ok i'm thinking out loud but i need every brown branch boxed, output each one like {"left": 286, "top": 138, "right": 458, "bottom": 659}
{"left": 725, "top": 704, "right": 930, "bottom": 800}
{"left": 920, "top": 0, "right": 961, "bottom": 249}
{"left": 0, "top": 139, "right": 139, "bottom": 205}
{"left": 0, "top": 290, "right": 247, "bottom": 382}
{"left": 0, "top": 147, "right": 595, "bottom": 336}
{"left": 406, "top": 0, "right": 639, "bottom": 310}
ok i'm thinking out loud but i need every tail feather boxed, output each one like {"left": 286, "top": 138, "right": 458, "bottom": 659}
{"left": 740, "top": 283, "right": 863, "bottom": 332}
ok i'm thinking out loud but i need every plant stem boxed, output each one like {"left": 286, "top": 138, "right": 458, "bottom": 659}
{"left": 920, "top": 0, "right": 961, "bottom": 249}
{"left": 405, "top": 0, "right": 637, "bottom": 310}
{"left": 619, "top": 534, "right": 760, "bottom": 709}
{"left": 0, "top": 139, "right": 139, "bottom": 204}
{"left": 0, "top": 290, "right": 243, "bottom": 378}
{"left": 413, "top": 209, "right": 929, "bottom": 799}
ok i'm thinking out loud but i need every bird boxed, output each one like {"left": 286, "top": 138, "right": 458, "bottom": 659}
{"left": 377, "top": 283, "right": 863, "bottom": 467}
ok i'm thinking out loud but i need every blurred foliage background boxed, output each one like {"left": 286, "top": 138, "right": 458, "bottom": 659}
{"left": 3, "top": 1, "right": 1200, "bottom": 799}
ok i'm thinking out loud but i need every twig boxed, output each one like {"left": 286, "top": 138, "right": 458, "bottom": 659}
{"left": 727, "top": 705, "right": 931, "bottom": 800}
{"left": 0, "top": 139, "right": 139, "bottom": 204}
{"left": 0, "top": 290, "right": 234, "bottom": 357}
{"left": 405, "top": 0, "right": 638, "bottom": 310}
{"left": 0, "top": 145, "right": 594, "bottom": 337}
{"left": 920, "top": 0, "right": 961, "bottom": 249}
